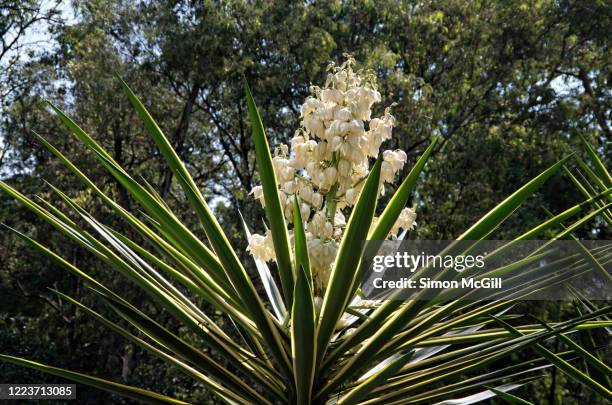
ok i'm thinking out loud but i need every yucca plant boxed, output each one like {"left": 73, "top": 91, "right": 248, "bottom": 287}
{"left": 0, "top": 58, "right": 610, "bottom": 404}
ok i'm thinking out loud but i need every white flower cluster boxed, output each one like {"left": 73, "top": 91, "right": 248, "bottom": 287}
{"left": 247, "top": 57, "right": 417, "bottom": 293}
{"left": 246, "top": 231, "right": 275, "bottom": 262}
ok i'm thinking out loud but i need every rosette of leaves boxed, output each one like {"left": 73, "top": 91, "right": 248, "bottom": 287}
{"left": 0, "top": 78, "right": 610, "bottom": 404}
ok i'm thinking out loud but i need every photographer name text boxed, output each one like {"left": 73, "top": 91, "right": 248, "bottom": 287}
{"left": 372, "top": 277, "right": 502, "bottom": 289}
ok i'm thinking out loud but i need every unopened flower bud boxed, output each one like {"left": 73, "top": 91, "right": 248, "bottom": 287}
{"left": 338, "top": 159, "right": 352, "bottom": 177}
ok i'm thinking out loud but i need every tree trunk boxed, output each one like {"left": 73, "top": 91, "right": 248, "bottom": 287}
{"left": 160, "top": 84, "right": 200, "bottom": 197}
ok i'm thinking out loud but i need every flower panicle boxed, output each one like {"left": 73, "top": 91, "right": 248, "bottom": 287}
{"left": 248, "top": 57, "right": 416, "bottom": 293}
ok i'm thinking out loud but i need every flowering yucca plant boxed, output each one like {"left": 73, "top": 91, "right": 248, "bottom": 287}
{"left": 0, "top": 58, "right": 610, "bottom": 404}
